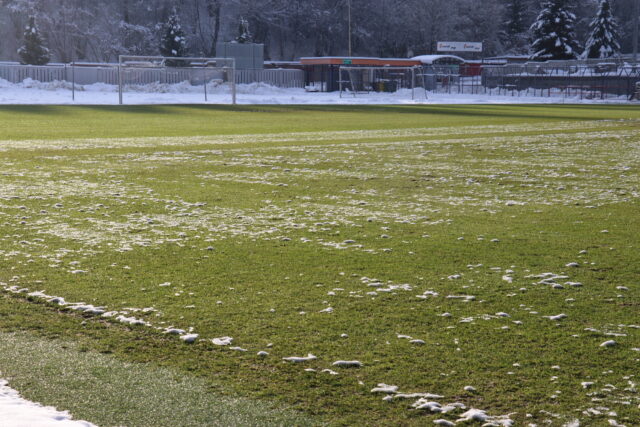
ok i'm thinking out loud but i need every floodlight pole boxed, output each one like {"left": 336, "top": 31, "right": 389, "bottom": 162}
{"left": 633, "top": 0, "right": 639, "bottom": 63}
{"left": 348, "top": 0, "right": 352, "bottom": 57}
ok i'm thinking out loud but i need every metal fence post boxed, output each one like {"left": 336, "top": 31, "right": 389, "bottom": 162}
{"left": 72, "top": 61, "right": 75, "bottom": 101}
{"left": 118, "top": 65, "right": 123, "bottom": 105}
{"left": 203, "top": 68, "right": 208, "bottom": 102}
{"left": 411, "top": 67, "right": 415, "bottom": 100}
{"left": 231, "top": 66, "right": 237, "bottom": 105}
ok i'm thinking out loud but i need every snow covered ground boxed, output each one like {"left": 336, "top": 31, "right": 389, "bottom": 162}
{"left": 0, "top": 78, "right": 632, "bottom": 105}
{"left": 0, "top": 379, "right": 95, "bottom": 427}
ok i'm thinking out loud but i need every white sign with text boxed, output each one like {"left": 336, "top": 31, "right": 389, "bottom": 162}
{"left": 437, "top": 42, "right": 483, "bottom": 52}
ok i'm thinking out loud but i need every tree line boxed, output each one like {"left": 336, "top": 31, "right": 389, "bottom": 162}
{"left": 1, "top": 0, "right": 637, "bottom": 65}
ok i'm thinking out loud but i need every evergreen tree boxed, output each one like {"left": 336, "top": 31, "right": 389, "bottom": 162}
{"left": 530, "top": 0, "right": 581, "bottom": 60}
{"left": 501, "top": 0, "right": 530, "bottom": 53}
{"left": 583, "top": 0, "right": 620, "bottom": 59}
{"left": 235, "top": 17, "right": 253, "bottom": 44}
{"left": 160, "top": 9, "right": 187, "bottom": 62}
{"left": 18, "top": 16, "right": 50, "bottom": 65}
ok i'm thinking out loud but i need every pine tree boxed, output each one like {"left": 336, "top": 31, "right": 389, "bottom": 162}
{"left": 530, "top": 0, "right": 581, "bottom": 60}
{"left": 501, "top": 0, "right": 530, "bottom": 54}
{"left": 583, "top": 0, "right": 620, "bottom": 59}
{"left": 160, "top": 9, "right": 187, "bottom": 64}
{"left": 236, "top": 17, "right": 253, "bottom": 44}
{"left": 17, "top": 16, "right": 50, "bottom": 65}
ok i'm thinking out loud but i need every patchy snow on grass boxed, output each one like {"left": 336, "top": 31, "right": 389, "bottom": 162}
{"left": 0, "top": 379, "right": 96, "bottom": 427}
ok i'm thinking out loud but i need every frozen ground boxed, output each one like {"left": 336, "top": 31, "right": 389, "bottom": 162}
{"left": 0, "top": 78, "right": 632, "bottom": 105}
{"left": 0, "top": 379, "right": 95, "bottom": 427}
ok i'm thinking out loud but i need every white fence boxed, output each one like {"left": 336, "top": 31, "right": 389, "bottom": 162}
{"left": 0, "top": 62, "right": 305, "bottom": 88}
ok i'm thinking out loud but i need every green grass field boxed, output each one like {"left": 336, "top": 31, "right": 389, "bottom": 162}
{"left": 0, "top": 105, "right": 639, "bottom": 426}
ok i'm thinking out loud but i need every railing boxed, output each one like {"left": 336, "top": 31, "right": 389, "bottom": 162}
{"left": 0, "top": 62, "right": 305, "bottom": 89}
{"left": 236, "top": 69, "right": 304, "bottom": 88}
{"left": 0, "top": 62, "right": 67, "bottom": 83}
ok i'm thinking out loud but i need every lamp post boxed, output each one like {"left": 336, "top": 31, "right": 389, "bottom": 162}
{"left": 633, "top": 0, "right": 639, "bottom": 63}
{"left": 348, "top": 0, "right": 352, "bottom": 57}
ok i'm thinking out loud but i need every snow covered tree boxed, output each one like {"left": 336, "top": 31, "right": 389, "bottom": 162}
{"left": 583, "top": 0, "right": 620, "bottom": 58}
{"left": 18, "top": 16, "right": 50, "bottom": 65}
{"left": 236, "top": 16, "right": 253, "bottom": 43}
{"left": 501, "top": 0, "right": 530, "bottom": 53}
{"left": 530, "top": 0, "right": 581, "bottom": 60}
{"left": 160, "top": 9, "right": 186, "bottom": 61}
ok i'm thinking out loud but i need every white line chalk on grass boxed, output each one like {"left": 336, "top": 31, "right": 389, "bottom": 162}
{"left": 0, "top": 379, "right": 96, "bottom": 427}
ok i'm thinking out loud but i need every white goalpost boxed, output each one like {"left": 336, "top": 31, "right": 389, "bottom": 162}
{"left": 118, "top": 55, "right": 236, "bottom": 105}
{"left": 338, "top": 66, "right": 427, "bottom": 100}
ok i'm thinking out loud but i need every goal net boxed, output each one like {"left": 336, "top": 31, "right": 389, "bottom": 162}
{"left": 338, "top": 66, "right": 426, "bottom": 99}
{"left": 118, "top": 55, "right": 236, "bottom": 105}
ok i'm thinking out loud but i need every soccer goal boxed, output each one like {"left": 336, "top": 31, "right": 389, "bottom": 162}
{"left": 118, "top": 55, "right": 236, "bottom": 105}
{"left": 338, "top": 66, "right": 427, "bottom": 100}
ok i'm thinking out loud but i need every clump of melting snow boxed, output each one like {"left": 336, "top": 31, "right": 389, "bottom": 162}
{"left": 115, "top": 315, "right": 148, "bottom": 326}
{"left": 67, "top": 304, "right": 105, "bottom": 315}
{"left": 283, "top": 354, "right": 317, "bottom": 363}
{"left": 386, "top": 393, "right": 443, "bottom": 401}
{"left": 416, "top": 290, "right": 439, "bottom": 300}
{"left": 546, "top": 313, "right": 568, "bottom": 321}
{"left": 457, "top": 408, "right": 509, "bottom": 425}
{"left": 600, "top": 340, "right": 617, "bottom": 348}
{"left": 370, "top": 384, "right": 398, "bottom": 394}
{"left": 332, "top": 360, "right": 362, "bottom": 368}
{"left": 179, "top": 334, "right": 199, "bottom": 343}
{"left": 211, "top": 337, "right": 233, "bottom": 346}
{"left": 446, "top": 295, "right": 476, "bottom": 301}
{"left": 412, "top": 399, "right": 442, "bottom": 412}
